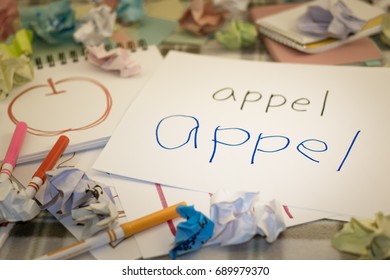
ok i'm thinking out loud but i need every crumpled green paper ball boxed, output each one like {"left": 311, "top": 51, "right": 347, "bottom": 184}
{"left": 0, "top": 29, "right": 34, "bottom": 100}
{"left": 331, "top": 212, "right": 390, "bottom": 259}
{"left": 0, "top": 29, "right": 33, "bottom": 57}
{"left": 0, "top": 53, "right": 34, "bottom": 101}
{"left": 216, "top": 18, "right": 257, "bottom": 50}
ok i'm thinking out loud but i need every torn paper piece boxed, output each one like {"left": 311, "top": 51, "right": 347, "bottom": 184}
{"left": 42, "top": 167, "right": 118, "bottom": 237}
{"left": 74, "top": 4, "right": 116, "bottom": 46}
{"left": 19, "top": 0, "right": 76, "bottom": 44}
{"left": 179, "top": 0, "right": 230, "bottom": 36}
{"left": 116, "top": 0, "right": 145, "bottom": 24}
{"left": 0, "top": 179, "right": 41, "bottom": 223}
{"left": 332, "top": 212, "right": 390, "bottom": 259}
{"left": 216, "top": 18, "right": 257, "bottom": 49}
{"left": 86, "top": 44, "right": 141, "bottom": 77}
{"left": 169, "top": 205, "right": 214, "bottom": 259}
{"left": 0, "top": 0, "right": 19, "bottom": 41}
{"left": 298, "top": 0, "right": 367, "bottom": 40}
{"left": 208, "top": 189, "right": 286, "bottom": 246}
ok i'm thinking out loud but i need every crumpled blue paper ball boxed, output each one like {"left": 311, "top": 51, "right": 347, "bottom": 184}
{"left": 19, "top": 0, "right": 76, "bottom": 44}
{"left": 169, "top": 205, "right": 214, "bottom": 259}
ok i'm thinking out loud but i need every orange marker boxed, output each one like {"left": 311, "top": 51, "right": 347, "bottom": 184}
{"left": 25, "top": 135, "right": 69, "bottom": 198}
{"left": 36, "top": 202, "right": 186, "bottom": 260}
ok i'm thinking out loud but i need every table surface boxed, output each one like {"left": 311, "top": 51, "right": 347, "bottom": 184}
{"left": 1, "top": 0, "right": 389, "bottom": 260}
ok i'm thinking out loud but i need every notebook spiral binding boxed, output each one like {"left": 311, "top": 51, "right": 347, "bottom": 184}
{"left": 34, "top": 39, "right": 148, "bottom": 70}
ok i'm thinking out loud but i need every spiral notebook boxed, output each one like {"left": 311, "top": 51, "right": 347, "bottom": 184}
{"left": 256, "top": 0, "right": 385, "bottom": 53}
{"left": 0, "top": 42, "right": 163, "bottom": 164}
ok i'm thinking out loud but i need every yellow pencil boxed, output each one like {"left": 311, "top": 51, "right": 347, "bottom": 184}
{"left": 36, "top": 201, "right": 186, "bottom": 260}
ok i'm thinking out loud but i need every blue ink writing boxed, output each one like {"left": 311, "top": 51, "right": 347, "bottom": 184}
{"left": 297, "top": 139, "right": 328, "bottom": 163}
{"left": 155, "top": 115, "right": 199, "bottom": 149}
{"left": 155, "top": 115, "right": 360, "bottom": 171}
{"left": 337, "top": 130, "right": 361, "bottom": 171}
{"left": 209, "top": 126, "right": 251, "bottom": 163}
{"left": 251, "top": 134, "right": 290, "bottom": 164}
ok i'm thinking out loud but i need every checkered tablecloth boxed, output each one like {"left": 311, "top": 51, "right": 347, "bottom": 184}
{"left": 1, "top": 208, "right": 355, "bottom": 260}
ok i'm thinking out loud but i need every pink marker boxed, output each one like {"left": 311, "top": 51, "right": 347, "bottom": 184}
{"left": 0, "top": 122, "right": 27, "bottom": 182}
{"left": 25, "top": 135, "right": 70, "bottom": 198}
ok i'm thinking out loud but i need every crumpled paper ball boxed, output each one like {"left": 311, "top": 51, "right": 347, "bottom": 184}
{"left": 178, "top": 0, "right": 230, "bottom": 36}
{"left": 0, "top": 29, "right": 34, "bottom": 100}
{"left": 332, "top": 212, "right": 390, "bottom": 259}
{"left": 42, "top": 167, "right": 119, "bottom": 238}
{"left": 0, "top": 178, "right": 41, "bottom": 223}
{"left": 74, "top": 4, "right": 116, "bottom": 46}
{"left": 208, "top": 189, "right": 286, "bottom": 246}
{"left": 216, "top": 18, "right": 257, "bottom": 49}
{"left": 116, "top": 0, "right": 145, "bottom": 24}
{"left": 0, "top": 29, "right": 33, "bottom": 58}
{"left": 297, "top": 0, "right": 367, "bottom": 40}
{"left": 86, "top": 44, "right": 141, "bottom": 77}
{"left": 169, "top": 205, "right": 214, "bottom": 259}
{"left": 0, "top": 53, "right": 34, "bottom": 101}
{"left": 19, "top": 0, "right": 76, "bottom": 44}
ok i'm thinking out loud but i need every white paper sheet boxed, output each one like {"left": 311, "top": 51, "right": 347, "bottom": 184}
{"left": 94, "top": 51, "right": 390, "bottom": 219}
